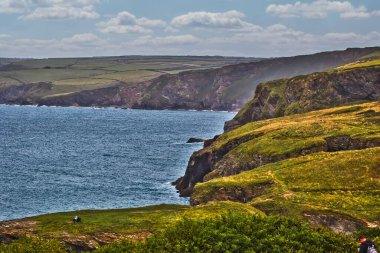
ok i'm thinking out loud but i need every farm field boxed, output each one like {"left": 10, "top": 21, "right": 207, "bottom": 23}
{"left": 0, "top": 56, "right": 257, "bottom": 99}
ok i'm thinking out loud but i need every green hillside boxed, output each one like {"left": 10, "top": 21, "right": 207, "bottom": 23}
{"left": 191, "top": 102, "right": 379, "bottom": 229}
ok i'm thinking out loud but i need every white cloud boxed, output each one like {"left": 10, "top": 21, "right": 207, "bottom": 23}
{"left": 1, "top": 0, "right": 101, "bottom": 19}
{"left": 0, "top": 0, "right": 28, "bottom": 13}
{"left": 61, "top": 33, "right": 101, "bottom": 43}
{"left": 22, "top": 5, "right": 99, "bottom": 19}
{"left": 98, "top": 11, "right": 166, "bottom": 34}
{"left": 171, "top": 10, "right": 251, "bottom": 29}
{"left": 1, "top": 28, "right": 379, "bottom": 58}
{"left": 132, "top": 34, "right": 200, "bottom": 46}
{"left": 266, "top": 0, "right": 380, "bottom": 19}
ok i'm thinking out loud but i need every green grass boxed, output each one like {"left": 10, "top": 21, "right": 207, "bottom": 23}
{"left": 193, "top": 148, "right": 380, "bottom": 223}
{"left": 2, "top": 213, "right": 360, "bottom": 253}
{"left": 0, "top": 69, "right": 108, "bottom": 83}
{"left": 336, "top": 59, "right": 380, "bottom": 70}
{"left": 19, "top": 202, "right": 261, "bottom": 243}
{"left": 0, "top": 237, "right": 67, "bottom": 253}
{"left": 210, "top": 102, "right": 379, "bottom": 165}
{"left": 191, "top": 102, "right": 380, "bottom": 224}
{"left": 92, "top": 70, "right": 162, "bottom": 82}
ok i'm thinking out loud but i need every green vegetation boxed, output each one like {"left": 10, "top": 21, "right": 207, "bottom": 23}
{"left": 0, "top": 202, "right": 257, "bottom": 251}
{"left": 0, "top": 237, "right": 66, "bottom": 253}
{"left": 211, "top": 102, "right": 379, "bottom": 162}
{"left": 337, "top": 59, "right": 380, "bottom": 70}
{"left": 2, "top": 214, "right": 359, "bottom": 253}
{"left": 191, "top": 102, "right": 380, "bottom": 227}
{"left": 194, "top": 148, "right": 380, "bottom": 222}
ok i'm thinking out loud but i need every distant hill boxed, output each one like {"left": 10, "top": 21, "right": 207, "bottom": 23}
{"left": 0, "top": 47, "right": 379, "bottom": 110}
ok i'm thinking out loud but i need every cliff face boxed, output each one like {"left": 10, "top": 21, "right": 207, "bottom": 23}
{"left": 1, "top": 47, "right": 379, "bottom": 110}
{"left": 131, "top": 47, "right": 380, "bottom": 111}
{"left": 175, "top": 65, "right": 380, "bottom": 197}
{"left": 177, "top": 102, "right": 380, "bottom": 231}
{"left": 225, "top": 66, "right": 380, "bottom": 131}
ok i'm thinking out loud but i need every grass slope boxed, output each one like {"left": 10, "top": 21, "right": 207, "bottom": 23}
{"left": 194, "top": 148, "right": 380, "bottom": 223}
{"left": 192, "top": 102, "right": 380, "bottom": 227}
{"left": 0, "top": 202, "right": 260, "bottom": 250}
{"left": 204, "top": 102, "right": 379, "bottom": 179}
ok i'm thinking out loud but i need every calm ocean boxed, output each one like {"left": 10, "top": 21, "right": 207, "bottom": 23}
{"left": 0, "top": 105, "right": 234, "bottom": 221}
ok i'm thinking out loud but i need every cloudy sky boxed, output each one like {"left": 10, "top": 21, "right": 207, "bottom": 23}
{"left": 0, "top": 0, "right": 379, "bottom": 58}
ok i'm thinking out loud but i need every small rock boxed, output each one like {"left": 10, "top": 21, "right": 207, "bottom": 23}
{"left": 187, "top": 138, "right": 205, "bottom": 143}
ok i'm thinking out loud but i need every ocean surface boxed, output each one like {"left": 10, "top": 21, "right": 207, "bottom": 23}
{"left": 0, "top": 105, "right": 234, "bottom": 221}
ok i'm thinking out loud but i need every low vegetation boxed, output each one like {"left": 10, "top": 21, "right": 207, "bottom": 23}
{"left": 1, "top": 213, "right": 362, "bottom": 253}
{"left": 193, "top": 148, "right": 380, "bottom": 222}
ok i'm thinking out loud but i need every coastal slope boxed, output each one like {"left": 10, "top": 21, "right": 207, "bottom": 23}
{"left": 180, "top": 101, "right": 380, "bottom": 232}
{"left": 0, "top": 47, "right": 379, "bottom": 110}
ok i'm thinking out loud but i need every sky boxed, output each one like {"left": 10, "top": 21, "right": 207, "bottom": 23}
{"left": 0, "top": 0, "right": 379, "bottom": 58}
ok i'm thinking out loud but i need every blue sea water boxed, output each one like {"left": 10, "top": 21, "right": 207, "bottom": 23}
{"left": 0, "top": 105, "right": 234, "bottom": 221}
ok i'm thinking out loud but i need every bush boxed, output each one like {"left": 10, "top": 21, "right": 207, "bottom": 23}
{"left": 95, "top": 213, "right": 356, "bottom": 253}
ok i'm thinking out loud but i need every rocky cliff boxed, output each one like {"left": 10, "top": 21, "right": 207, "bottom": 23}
{"left": 225, "top": 64, "right": 380, "bottom": 131}
{"left": 176, "top": 101, "right": 380, "bottom": 232}
{"left": 1, "top": 47, "right": 379, "bottom": 110}
{"left": 175, "top": 63, "right": 380, "bottom": 197}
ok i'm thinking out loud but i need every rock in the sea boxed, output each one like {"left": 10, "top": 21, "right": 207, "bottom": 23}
{"left": 187, "top": 138, "right": 205, "bottom": 143}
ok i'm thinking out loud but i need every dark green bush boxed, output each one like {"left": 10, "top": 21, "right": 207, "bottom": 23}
{"left": 94, "top": 213, "right": 357, "bottom": 253}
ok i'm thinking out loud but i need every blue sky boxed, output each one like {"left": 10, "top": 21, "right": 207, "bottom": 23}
{"left": 0, "top": 0, "right": 379, "bottom": 58}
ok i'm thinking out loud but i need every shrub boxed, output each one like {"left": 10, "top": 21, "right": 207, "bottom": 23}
{"left": 95, "top": 213, "right": 356, "bottom": 253}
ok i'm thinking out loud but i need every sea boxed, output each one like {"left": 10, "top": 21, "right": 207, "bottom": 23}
{"left": 0, "top": 105, "right": 234, "bottom": 221}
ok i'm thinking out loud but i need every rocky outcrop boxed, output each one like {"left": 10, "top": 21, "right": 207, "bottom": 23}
{"left": 175, "top": 132, "right": 263, "bottom": 197}
{"left": 187, "top": 138, "right": 205, "bottom": 143}
{"left": 0, "top": 82, "right": 52, "bottom": 105}
{"left": 303, "top": 212, "right": 362, "bottom": 235}
{"left": 190, "top": 182, "right": 273, "bottom": 206}
{"left": 225, "top": 66, "right": 380, "bottom": 131}
{"left": 176, "top": 133, "right": 380, "bottom": 197}
{"left": 205, "top": 135, "right": 380, "bottom": 181}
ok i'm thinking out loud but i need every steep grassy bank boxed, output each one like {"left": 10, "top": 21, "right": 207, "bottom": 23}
{"left": 192, "top": 148, "right": 380, "bottom": 230}
{"left": 176, "top": 102, "right": 380, "bottom": 197}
